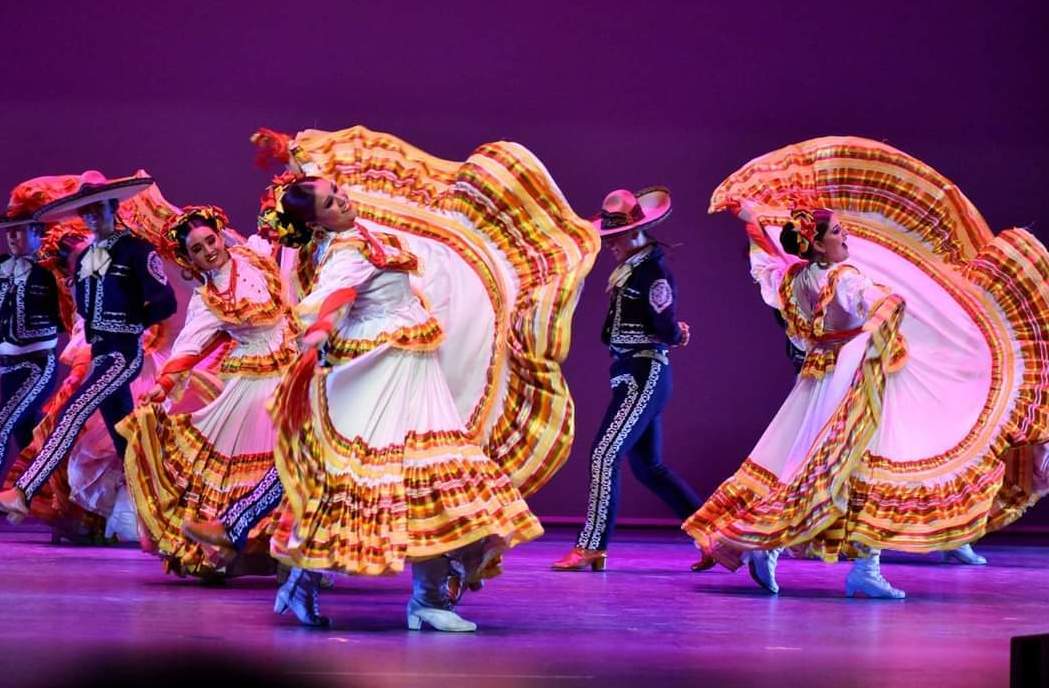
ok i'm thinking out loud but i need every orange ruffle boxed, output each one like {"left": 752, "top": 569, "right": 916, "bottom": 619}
{"left": 120, "top": 404, "right": 279, "bottom": 578}
{"left": 270, "top": 415, "right": 543, "bottom": 575}
{"left": 327, "top": 316, "right": 445, "bottom": 363}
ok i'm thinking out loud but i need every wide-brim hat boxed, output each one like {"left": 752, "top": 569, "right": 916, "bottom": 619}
{"left": 591, "top": 186, "right": 672, "bottom": 237}
{"left": 34, "top": 176, "right": 155, "bottom": 223}
{"left": 0, "top": 213, "right": 40, "bottom": 230}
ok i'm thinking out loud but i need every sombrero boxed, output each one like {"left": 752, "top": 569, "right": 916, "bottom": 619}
{"left": 591, "top": 186, "right": 672, "bottom": 237}
{"left": 0, "top": 213, "right": 40, "bottom": 231}
{"left": 34, "top": 176, "right": 155, "bottom": 223}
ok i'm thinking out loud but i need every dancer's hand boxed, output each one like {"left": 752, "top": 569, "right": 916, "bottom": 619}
{"left": 141, "top": 384, "right": 167, "bottom": 403}
{"left": 676, "top": 321, "right": 691, "bottom": 347}
{"left": 302, "top": 328, "right": 329, "bottom": 349}
{"left": 733, "top": 199, "right": 760, "bottom": 225}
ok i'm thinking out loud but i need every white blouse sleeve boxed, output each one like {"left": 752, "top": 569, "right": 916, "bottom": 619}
{"left": 295, "top": 244, "right": 378, "bottom": 326}
{"left": 169, "top": 293, "right": 226, "bottom": 359}
{"left": 244, "top": 233, "right": 275, "bottom": 258}
{"left": 747, "top": 221, "right": 803, "bottom": 310}
{"left": 750, "top": 248, "right": 794, "bottom": 310}
{"left": 834, "top": 268, "right": 891, "bottom": 321}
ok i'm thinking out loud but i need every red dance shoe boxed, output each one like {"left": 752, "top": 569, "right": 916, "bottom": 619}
{"left": 552, "top": 546, "right": 607, "bottom": 571}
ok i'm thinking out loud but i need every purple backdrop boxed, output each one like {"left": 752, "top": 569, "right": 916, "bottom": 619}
{"left": 1, "top": 2, "right": 1047, "bottom": 526}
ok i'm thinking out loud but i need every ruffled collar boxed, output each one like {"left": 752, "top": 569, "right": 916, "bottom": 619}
{"left": 197, "top": 245, "right": 286, "bottom": 326}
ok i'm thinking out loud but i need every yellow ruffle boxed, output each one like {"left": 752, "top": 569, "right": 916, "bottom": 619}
{"left": 120, "top": 404, "right": 279, "bottom": 577}
{"left": 270, "top": 405, "right": 543, "bottom": 575}
{"left": 289, "top": 126, "right": 599, "bottom": 497}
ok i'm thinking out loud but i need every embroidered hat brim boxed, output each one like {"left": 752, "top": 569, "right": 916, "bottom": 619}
{"left": 34, "top": 177, "right": 155, "bottom": 223}
{"left": 591, "top": 187, "right": 673, "bottom": 237}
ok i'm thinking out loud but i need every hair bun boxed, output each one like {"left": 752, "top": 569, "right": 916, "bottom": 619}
{"left": 273, "top": 210, "right": 313, "bottom": 248}
{"left": 780, "top": 221, "right": 803, "bottom": 256}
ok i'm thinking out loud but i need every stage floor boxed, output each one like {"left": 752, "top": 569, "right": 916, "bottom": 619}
{"left": 1, "top": 524, "right": 1045, "bottom": 688}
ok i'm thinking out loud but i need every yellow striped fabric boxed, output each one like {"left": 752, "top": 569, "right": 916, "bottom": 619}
{"left": 289, "top": 126, "right": 599, "bottom": 497}
{"left": 686, "top": 136, "right": 1049, "bottom": 563}
{"left": 120, "top": 406, "right": 279, "bottom": 577}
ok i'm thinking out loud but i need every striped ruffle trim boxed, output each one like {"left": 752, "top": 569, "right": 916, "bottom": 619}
{"left": 218, "top": 329, "right": 298, "bottom": 378}
{"left": 963, "top": 228, "right": 1049, "bottom": 526}
{"left": 709, "top": 136, "right": 994, "bottom": 265}
{"left": 326, "top": 316, "right": 444, "bottom": 363}
{"left": 289, "top": 126, "right": 598, "bottom": 497}
{"left": 271, "top": 415, "right": 543, "bottom": 575}
{"left": 120, "top": 404, "right": 278, "bottom": 577}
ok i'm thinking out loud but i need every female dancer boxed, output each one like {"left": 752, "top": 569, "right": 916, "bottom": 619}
{"left": 121, "top": 205, "right": 297, "bottom": 579}
{"left": 263, "top": 174, "right": 541, "bottom": 631}
{"left": 241, "top": 124, "right": 595, "bottom": 632}
{"left": 685, "top": 136, "right": 1049, "bottom": 598}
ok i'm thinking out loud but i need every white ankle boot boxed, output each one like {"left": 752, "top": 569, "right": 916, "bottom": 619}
{"left": 408, "top": 554, "right": 478, "bottom": 632}
{"left": 845, "top": 551, "right": 905, "bottom": 599}
{"left": 407, "top": 599, "right": 477, "bottom": 632}
{"left": 944, "top": 544, "right": 987, "bottom": 566}
{"left": 747, "top": 548, "right": 782, "bottom": 594}
{"left": 274, "top": 568, "right": 330, "bottom": 627}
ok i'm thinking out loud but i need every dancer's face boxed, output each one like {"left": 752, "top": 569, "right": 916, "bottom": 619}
{"left": 79, "top": 201, "right": 117, "bottom": 239}
{"left": 184, "top": 225, "right": 230, "bottom": 272}
{"left": 310, "top": 180, "right": 357, "bottom": 231}
{"left": 604, "top": 229, "right": 648, "bottom": 263}
{"left": 814, "top": 214, "right": 848, "bottom": 263}
{"left": 5, "top": 225, "right": 41, "bottom": 257}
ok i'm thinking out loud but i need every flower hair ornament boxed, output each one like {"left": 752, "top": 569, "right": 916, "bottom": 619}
{"left": 789, "top": 207, "right": 818, "bottom": 255}
{"left": 258, "top": 171, "right": 309, "bottom": 246}
{"left": 787, "top": 205, "right": 834, "bottom": 256}
{"left": 161, "top": 204, "right": 232, "bottom": 274}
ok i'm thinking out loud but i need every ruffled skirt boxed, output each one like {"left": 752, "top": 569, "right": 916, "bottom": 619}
{"left": 270, "top": 344, "right": 543, "bottom": 575}
{"left": 121, "top": 374, "right": 282, "bottom": 576}
{"left": 686, "top": 137, "right": 1049, "bottom": 567}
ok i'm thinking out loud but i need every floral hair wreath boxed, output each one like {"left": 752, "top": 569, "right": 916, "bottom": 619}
{"left": 161, "top": 204, "right": 232, "bottom": 272}
{"left": 786, "top": 203, "right": 834, "bottom": 256}
{"left": 257, "top": 170, "right": 308, "bottom": 246}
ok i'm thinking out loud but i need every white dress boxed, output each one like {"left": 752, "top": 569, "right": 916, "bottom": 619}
{"left": 281, "top": 125, "right": 599, "bottom": 497}
{"left": 270, "top": 228, "right": 544, "bottom": 575}
{"left": 685, "top": 136, "right": 1049, "bottom": 567}
{"left": 122, "top": 242, "right": 297, "bottom": 576}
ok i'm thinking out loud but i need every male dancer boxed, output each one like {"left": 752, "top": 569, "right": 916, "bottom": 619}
{"left": 0, "top": 213, "right": 63, "bottom": 480}
{"left": 553, "top": 187, "right": 700, "bottom": 571}
{"left": 0, "top": 177, "right": 177, "bottom": 519}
